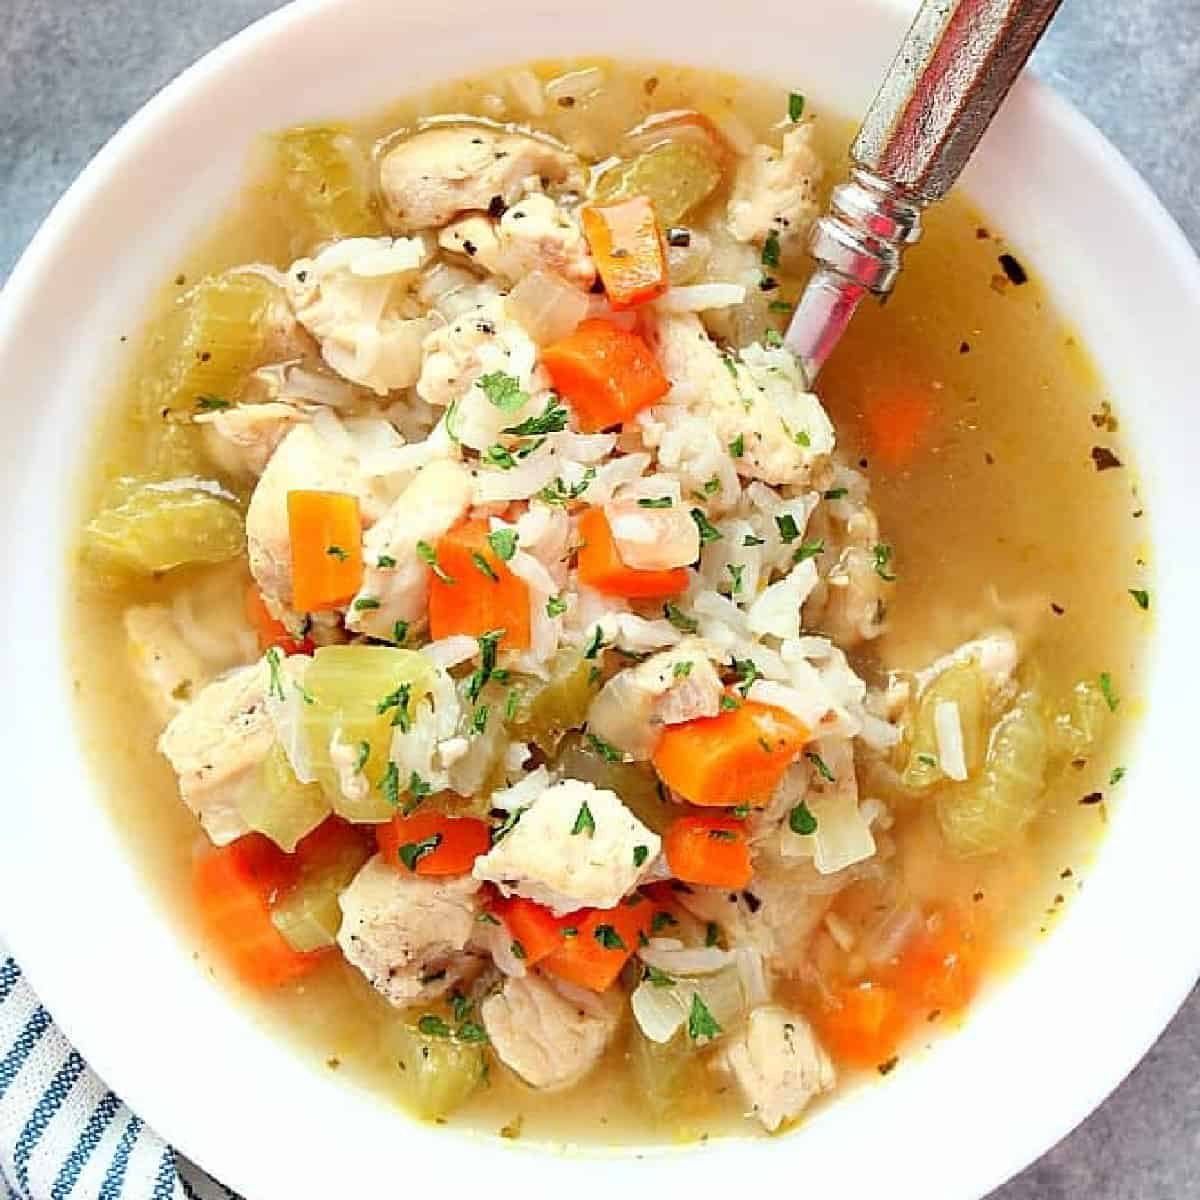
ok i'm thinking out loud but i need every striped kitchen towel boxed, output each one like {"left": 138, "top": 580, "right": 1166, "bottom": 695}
{"left": 0, "top": 946, "right": 233, "bottom": 1200}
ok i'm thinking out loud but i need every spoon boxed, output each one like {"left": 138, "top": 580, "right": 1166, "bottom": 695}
{"left": 785, "top": 0, "right": 1063, "bottom": 382}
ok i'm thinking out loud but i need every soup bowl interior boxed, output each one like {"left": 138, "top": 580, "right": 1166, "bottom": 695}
{"left": 1, "top": 0, "right": 1198, "bottom": 1196}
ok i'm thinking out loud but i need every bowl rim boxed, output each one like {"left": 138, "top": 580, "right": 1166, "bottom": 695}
{"left": 1, "top": 1, "right": 1198, "bottom": 1197}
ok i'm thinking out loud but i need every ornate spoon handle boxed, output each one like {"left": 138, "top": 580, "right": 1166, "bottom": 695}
{"left": 785, "top": 0, "right": 1063, "bottom": 381}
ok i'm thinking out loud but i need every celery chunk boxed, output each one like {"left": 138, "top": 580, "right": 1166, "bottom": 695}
{"left": 594, "top": 141, "right": 723, "bottom": 226}
{"left": 381, "top": 1019, "right": 487, "bottom": 1120}
{"left": 240, "top": 743, "right": 330, "bottom": 853}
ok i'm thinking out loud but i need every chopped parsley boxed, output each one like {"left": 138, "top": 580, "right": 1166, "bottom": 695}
{"left": 402, "top": 772, "right": 432, "bottom": 814}
{"left": 471, "top": 551, "right": 499, "bottom": 582}
{"left": 719, "top": 694, "right": 741, "bottom": 711}
{"left": 399, "top": 834, "right": 442, "bottom": 872}
{"left": 417, "top": 540, "right": 454, "bottom": 584}
{"left": 873, "top": 542, "right": 897, "bottom": 581}
{"left": 673, "top": 660, "right": 694, "bottom": 679}
{"left": 456, "top": 1021, "right": 488, "bottom": 1044}
{"left": 353, "top": 740, "right": 370, "bottom": 773}
{"left": 471, "top": 705, "right": 489, "bottom": 735}
{"left": 644, "top": 965, "right": 675, "bottom": 988}
{"left": 586, "top": 731, "right": 623, "bottom": 763}
{"left": 546, "top": 594, "right": 568, "bottom": 618}
{"left": 353, "top": 595, "right": 381, "bottom": 611}
{"left": 417, "top": 1014, "right": 451, "bottom": 1038}
{"left": 794, "top": 539, "right": 824, "bottom": 563}
{"left": 450, "top": 992, "right": 472, "bottom": 1023}
{"left": 789, "top": 800, "right": 818, "bottom": 835}
{"left": 729, "top": 434, "right": 745, "bottom": 458}
{"left": 633, "top": 844, "right": 650, "bottom": 868}
{"left": 571, "top": 801, "right": 596, "bottom": 837}
{"left": 721, "top": 353, "right": 738, "bottom": 379}
{"left": 392, "top": 620, "right": 409, "bottom": 645}
{"left": 594, "top": 924, "right": 626, "bottom": 951}
{"left": 325, "top": 544, "right": 349, "bottom": 561}
{"left": 376, "top": 554, "right": 396, "bottom": 568}
{"left": 505, "top": 687, "right": 521, "bottom": 721}
{"left": 708, "top": 828, "right": 737, "bottom": 842}
{"left": 487, "top": 528, "right": 518, "bottom": 561}
{"left": 731, "top": 804, "right": 750, "bottom": 819}
{"left": 491, "top": 807, "right": 525, "bottom": 843}
{"left": 584, "top": 626, "right": 606, "bottom": 659}
{"left": 1109, "top": 765, "right": 1127, "bottom": 786}
{"left": 732, "top": 656, "right": 761, "bottom": 695}
{"left": 377, "top": 682, "right": 412, "bottom": 731}
{"left": 652, "top": 911, "right": 678, "bottom": 934}
{"left": 823, "top": 486, "right": 848, "bottom": 500}
{"left": 1099, "top": 672, "right": 1120, "bottom": 712}
{"left": 538, "top": 468, "right": 596, "bottom": 506}
{"left": 467, "top": 629, "right": 505, "bottom": 703}
{"left": 761, "top": 230, "right": 781, "bottom": 269}
{"left": 194, "top": 393, "right": 230, "bottom": 411}
{"left": 378, "top": 760, "right": 400, "bottom": 808}
{"left": 687, "top": 993, "right": 722, "bottom": 1042}
{"left": 788, "top": 91, "right": 806, "bottom": 121}
{"left": 503, "top": 398, "right": 569, "bottom": 437}
{"left": 663, "top": 602, "right": 699, "bottom": 633}
{"left": 691, "top": 508, "right": 722, "bottom": 544}
{"left": 806, "top": 750, "right": 835, "bottom": 782}
{"left": 478, "top": 370, "right": 529, "bottom": 413}
{"left": 483, "top": 444, "right": 517, "bottom": 470}
{"left": 1128, "top": 588, "right": 1150, "bottom": 611}
{"left": 793, "top": 428, "right": 811, "bottom": 448}
{"left": 743, "top": 533, "right": 766, "bottom": 547}
{"left": 476, "top": 912, "right": 501, "bottom": 926}
{"left": 265, "top": 646, "right": 285, "bottom": 701}
{"left": 769, "top": 299, "right": 793, "bottom": 314}
{"left": 916, "top": 752, "right": 937, "bottom": 768}
{"left": 510, "top": 940, "right": 527, "bottom": 961}
{"left": 726, "top": 563, "right": 745, "bottom": 594}
{"left": 776, "top": 513, "right": 801, "bottom": 543}
{"left": 637, "top": 496, "right": 674, "bottom": 508}
{"left": 705, "top": 922, "right": 720, "bottom": 947}
{"left": 561, "top": 926, "right": 579, "bottom": 938}
{"left": 764, "top": 329, "right": 784, "bottom": 348}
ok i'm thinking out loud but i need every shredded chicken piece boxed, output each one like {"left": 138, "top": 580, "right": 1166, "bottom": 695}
{"left": 337, "top": 855, "right": 483, "bottom": 1006}
{"left": 473, "top": 779, "right": 660, "bottom": 914}
{"left": 196, "top": 401, "right": 310, "bottom": 477}
{"left": 157, "top": 660, "right": 273, "bottom": 845}
{"left": 481, "top": 973, "right": 622, "bottom": 1090}
{"left": 123, "top": 604, "right": 209, "bottom": 726}
{"left": 720, "top": 1006, "right": 835, "bottom": 1131}
{"left": 726, "top": 125, "right": 823, "bottom": 259}
{"left": 380, "top": 125, "right": 585, "bottom": 233}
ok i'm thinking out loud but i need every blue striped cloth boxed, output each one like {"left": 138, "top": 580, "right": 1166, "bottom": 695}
{"left": 0, "top": 947, "right": 232, "bottom": 1200}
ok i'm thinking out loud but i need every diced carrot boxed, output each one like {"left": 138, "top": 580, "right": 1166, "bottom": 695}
{"left": 540, "top": 895, "right": 653, "bottom": 992}
{"left": 816, "top": 980, "right": 907, "bottom": 1069}
{"left": 192, "top": 836, "right": 321, "bottom": 989}
{"left": 888, "top": 907, "right": 984, "bottom": 1014}
{"left": 582, "top": 198, "right": 669, "bottom": 309}
{"left": 244, "top": 583, "right": 314, "bottom": 655}
{"left": 865, "top": 390, "right": 934, "bottom": 469}
{"left": 488, "top": 895, "right": 566, "bottom": 967}
{"left": 652, "top": 698, "right": 810, "bottom": 808}
{"left": 287, "top": 490, "right": 364, "bottom": 613}
{"left": 663, "top": 816, "right": 753, "bottom": 889}
{"left": 377, "top": 810, "right": 492, "bottom": 877}
{"left": 577, "top": 506, "right": 688, "bottom": 599}
{"left": 427, "top": 518, "right": 531, "bottom": 651}
{"left": 541, "top": 319, "right": 670, "bottom": 432}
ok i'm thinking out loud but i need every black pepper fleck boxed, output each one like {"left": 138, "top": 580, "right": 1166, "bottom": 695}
{"left": 998, "top": 252, "right": 1028, "bottom": 285}
{"left": 1080, "top": 792, "right": 1104, "bottom": 805}
{"left": 1051, "top": 602, "right": 1065, "bottom": 615}
{"left": 1091, "top": 446, "right": 1122, "bottom": 471}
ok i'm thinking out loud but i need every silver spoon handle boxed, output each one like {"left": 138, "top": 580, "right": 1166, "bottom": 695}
{"left": 786, "top": 0, "right": 1063, "bottom": 381}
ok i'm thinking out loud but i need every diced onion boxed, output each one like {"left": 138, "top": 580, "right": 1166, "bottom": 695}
{"left": 639, "top": 943, "right": 735, "bottom": 975}
{"left": 631, "top": 965, "right": 746, "bottom": 1044}
{"left": 655, "top": 283, "right": 746, "bottom": 313}
{"left": 934, "top": 700, "right": 968, "bottom": 781}
{"left": 507, "top": 270, "right": 590, "bottom": 345}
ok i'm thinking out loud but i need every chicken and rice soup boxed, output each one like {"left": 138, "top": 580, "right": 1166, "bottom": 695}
{"left": 69, "top": 60, "right": 1148, "bottom": 1142}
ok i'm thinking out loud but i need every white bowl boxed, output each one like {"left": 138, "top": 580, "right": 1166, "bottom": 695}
{"left": 1, "top": 0, "right": 1197, "bottom": 1196}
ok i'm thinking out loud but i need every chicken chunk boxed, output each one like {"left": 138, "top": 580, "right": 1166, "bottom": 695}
{"left": 337, "top": 855, "right": 483, "bottom": 1007}
{"left": 643, "top": 313, "right": 832, "bottom": 489}
{"left": 439, "top": 193, "right": 595, "bottom": 289}
{"left": 157, "top": 660, "right": 273, "bottom": 845}
{"left": 245, "top": 423, "right": 363, "bottom": 613}
{"left": 586, "top": 639, "right": 724, "bottom": 760}
{"left": 481, "top": 973, "right": 622, "bottom": 1091}
{"left": 604, "top": 476, "right": 698, "bottom": 572}
{"left": 727, "top": 125, "right": 823, "bottom": 259}
{"left": 914, "top": 630, "right": 1020, "bottom": 699}
{"left": 416, "top": 298, "right": 544, "bottom": 451}
{"left": 346, "top": 458, "right": 474, "bottom": 640}
{"left": 123, "top": 604, "right": 209, "bottom": 726}
{"left": 380, "top": 125, "right": 586, "bottom": 233}
{"left": 195, "top": 401, "right": 310, "bottom": 477}
{"left": 720, "top": 1006, "right": 835, "bottom": 1131}
{"left": 473, "top": 779, "right": 660, "bottom": 914}
{"left": 286, "top": 236, "right": 436, "bottom": 395}
{"left": 806, "top": 495, "right": 887, "bottom": 647}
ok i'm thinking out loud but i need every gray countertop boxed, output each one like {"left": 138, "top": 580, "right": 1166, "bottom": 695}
{"left": 1, "top": 1, "right": 1197, "bottom": 1196}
